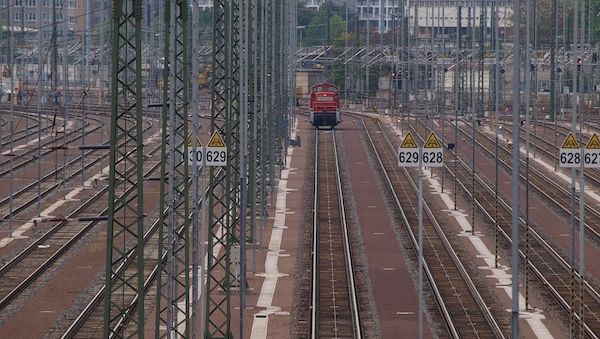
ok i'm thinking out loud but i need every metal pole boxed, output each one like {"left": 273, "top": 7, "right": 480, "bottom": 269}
{"left": 571, "top": 0, "right": 580, "bottom": 334}
{"left": 51, "top": 0, "right": 58, "bottom": 101}
{"left": 418, "top": 163, "right": 424, "bottom": 339}
{"left": 470, "top": 4, "right": 475, "bottom": 234}
{"left": 82, "top": 0, "right": 92, "bottom": 186}
{"left": 7, "top": 0, "right": 14, "bottom": 236}
{"left": 578, "top": 150, "right": 585, "bottom": 337}
{"left": 191, "top": 2, "right": 200, "bottom": 338}
{"left": 345, "top": 2, "right": 349, "bottom": 106}
{"left": 425, "top": 3, "right": 430, "bottom": 128}
{"left": 20, "top": 3, "right": 25, "bottom": 141}
{"left": 366, "top": 0, "right": 370, "bottom": 109}
{"left": 511, "top": 0, "right": 522, "bottom": 334}
{"left": 453, "top": 5, "right": 461, "bottom": 211}
{"left": 260, "top": 0, "right": 267, "bottom": 251}
{"left": 493, "top": 1, "right": 500, "bottom": 268}
{"left": 37, "top": 0, "right": 43, "bottom": 215}
{"left": 570, "top": 0, "right": 580, "bottom": 332}
{"left": 239, "top": 0, "right": 250, "bottom": 336}
{"left": 251, "top": 0, "right": 259, "bottom": 275}
{"left": 62, "top": 2, "right": 69, "bottom": 198}
{"left": 200, "top": 166, "right": 207, "bottom": 337}
{"left": 440, "top": 3, "right": 446, "bottom": 193}
{"left": 524, "top": 0, "right": 532, "bottom": 310}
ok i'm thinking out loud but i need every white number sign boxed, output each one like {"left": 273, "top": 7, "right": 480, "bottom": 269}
{"left": 187, "top": 146, "right": 204, "bottom": 166}
{"left": 205, "top": 147, "right": 227, "bottom": 166}
{"left": 421, "top": 148, "right": 444, "bottom": 167}
{"left": 584, "top": 150, "right": 600, "bottom": 168}
{"left": 559, "top": 149, "right": 582, "bottom": 168}
{"left": 398, "top": 148, "right": 421, "bottom": 167}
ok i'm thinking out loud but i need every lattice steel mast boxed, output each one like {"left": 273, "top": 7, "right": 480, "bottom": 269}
{"left": 155, "top": 1, "right": 191, "bottom": 337}
{"left": 103, "top": 1, "right": 146, "bottom": 337}
{"left": 206, "top": 0, "right": 236, "bottom": 336}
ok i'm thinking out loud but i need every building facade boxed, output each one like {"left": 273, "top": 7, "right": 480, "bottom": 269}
{"left": 2, "top": 0, "right": 80, "bottom": 37}
{"left": 305, "top": 0, "right": 326, "bottom": 9}
{"left": 357, "top": 0, "right": 513, "bottom": 33}
{"left": 198, "top": 0, "right": 213, "bottom": 10}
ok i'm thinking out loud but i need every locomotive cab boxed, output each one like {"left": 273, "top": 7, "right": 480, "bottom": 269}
{"left": 309, "top": 83, "right": 341, "bottom": 128}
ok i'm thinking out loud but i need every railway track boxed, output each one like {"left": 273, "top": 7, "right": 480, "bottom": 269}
{"left": 310, "top": 129, "right": 361, "bottom": 338}
{"left": 524, "top": 121, "right": 600, "bottom": 189}
{"left": 61, "top": 206, "right": 164, "bottom": 338}
{"left": 0, "top": 112, "right": 53, "bottom": 149}
{"left": 450, "top": 120, "right": 600, "bottom": 245}
{"left": 408, "top": 117, "right": 600, "bottom": 338}
{"left": 0, "top": 117, "right": 153, "bottom": 225}
{"left": 0, "top": 116, "right": 96, "bottom": 177}
{"left": 0, "top": 142, "right": 162, "bottom": 312}
{"left": 355, "top": 114, "right": 507, "bottom": 338}
{"left": 61, "top": 167, "right": 217, "bottom": 338}
{"left": 0, "top": 105, "right": 124, "bottom": 180}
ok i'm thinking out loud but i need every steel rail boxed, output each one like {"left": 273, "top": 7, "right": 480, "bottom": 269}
{"left": 332, "top": 129, "right": 362, "bottom": 339}
{"left": 311, "top": 129, "right": 362, "bottom": 339}
{"left": 310, "top": 129, "right": 318, "bottom": 337}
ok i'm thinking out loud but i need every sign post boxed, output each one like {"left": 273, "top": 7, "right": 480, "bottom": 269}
{"left": 398, "top": 131, "right": 443, "bottom": 339}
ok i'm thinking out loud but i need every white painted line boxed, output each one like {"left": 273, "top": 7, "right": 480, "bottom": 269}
{"left": 250, "top": 118, "right": 298, "bottom": 339}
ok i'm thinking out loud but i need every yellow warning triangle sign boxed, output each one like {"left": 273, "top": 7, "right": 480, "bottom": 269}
{"left": 187, "top": 133, "right": 202, "bottom": 146}
{"left": 400, "top": 132, "right": 418, "bottom": 148}
{"left": 207, "top": 131, "right": 226, "bottom": 147}
{"left": 423, "top": 132, "right": 443, "bottom": 148}
{"left": 586, "top": 134, "right": 600, "bottom": 150}
{"left": 561, "top": 133, "right": 580, "bottom": 149}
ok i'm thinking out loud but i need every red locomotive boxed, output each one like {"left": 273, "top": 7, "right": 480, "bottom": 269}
{"left": 309, "top": 82, "right": 341, "bottom": 128}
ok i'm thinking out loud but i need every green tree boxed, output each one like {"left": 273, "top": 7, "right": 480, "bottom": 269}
{"left": 298, "top": 1, "right": 355, "bottom": 47}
